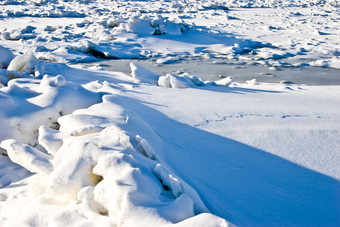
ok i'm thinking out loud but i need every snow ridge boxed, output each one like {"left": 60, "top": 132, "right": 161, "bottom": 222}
{"left": 0, "top": 57, "right": 230, "bottom": 226}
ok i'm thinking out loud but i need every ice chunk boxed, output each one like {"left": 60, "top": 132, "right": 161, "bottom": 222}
{"left": 39, "top": 74, "right": 67, "bottom": 91}
{"left": 7, "top": 53, "right": 38, "bottom": 78}
{"left": 310, "top": 56, "right": 340, "bottom": 69}
{"left": 163, "top": 20, "right": 182, "bottom": 35}
{"left": 175, "top": 213, "right": 231, "bottom": 227}
{"left": 158, "top": 73, "right": 171, "bottom": 88}
{"left": 168, "top": 74, "right": 191, "bottom": 88}
{"left": 46, "top": 142, "right": 98, "bottom": 201}
{"left": 34, "top": 61, "right": 68, "bottom": 78}
{"left": 130, "top": 63, "right": 160, "bottom": 85}
{"left": 1, "top": 139, "right": 53, "bottom": 175}
{"left": 154, "top": 164, "right": 183, "bottom": 198}
{"left": 0, "top": 45, "right": 15, "bottom": 69}
{"left": 181, "top": 73, "right": 205, "bottom": 86}
{"left": 245, "top": 78, "right": 258, "bottom": 85}
{"left": 38, "top": 126, "right": 64, "bottom": 155}
{"left": 215, "top": 76, "right": 233, "bottom": 86}
{"left": 158, "top": 74, "right": 195, "bottom": 88}
{"left": 156, "top": 56, "right": 181, "bottom": 64}
{"left": 128, "top": 16, "right": 155, "bottom": 35}
{"left": 135, "top": 135, "right": 156, "bottom": 159}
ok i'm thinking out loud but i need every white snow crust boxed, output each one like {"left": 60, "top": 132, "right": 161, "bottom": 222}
{"left": 0, "top": 1, "right": 339, "bottom": 227}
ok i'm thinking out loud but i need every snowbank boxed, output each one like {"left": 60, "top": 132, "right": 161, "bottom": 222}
{"left": 0, "top": 91, "right": 230, "bottom": 226}
{"left": 0, "top": 60, "right": 233, "bottom": 226}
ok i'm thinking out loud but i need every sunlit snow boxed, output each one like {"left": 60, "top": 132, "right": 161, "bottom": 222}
{"left": 0, "top": 0, "right": 339, "bottom": 226}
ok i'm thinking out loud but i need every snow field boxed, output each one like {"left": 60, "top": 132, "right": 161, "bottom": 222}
{"left": 0, "top": 0, "right": 339, "bottom": 226}
{"left": 0, "top": 0, "right": 339, "bottom": 70}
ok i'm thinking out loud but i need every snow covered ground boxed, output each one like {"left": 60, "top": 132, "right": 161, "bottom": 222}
{"left": 0, "top": 0, "right": 339, "bottom": 226}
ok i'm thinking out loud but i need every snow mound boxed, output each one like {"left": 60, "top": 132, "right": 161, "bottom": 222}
{"left": 158, "top": 73, "right": 204, "bottom": 88}
{"left": 0, "top": 45, "right": 15, "bottom": 69}
{"left": 0, "top": 90, "right": 229, "bottom": 226}
{"left": 1, "top": 26, "right": 36, "bottom": 41}
{"left": 245, "top": 78, "right": 259, "bottom": 85}
{"left": 128, "top": 15, "right": 190, "bottom": 36}
{"left": 0, "top": 72, "right": 102, "bottom": 145}
{"left": 7, "top": 53, "right": 38, "bottom": 79}
{"left": 130, "top": 62, "right": 160, "bottom": 84}
{"left": 310, "top": 57, "right": 340, "bottom": 69}
{"left": 1, "top": 139, "right": 53, "bottom": 175}
{"left": 214, "top": 76, "right": 233, "bottom": 86}
{"left": 135, "top": 135, "right": 156, "bottom": 159}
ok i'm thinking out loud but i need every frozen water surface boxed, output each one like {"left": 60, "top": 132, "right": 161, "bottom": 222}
{"left": 85, "top": 58, "right": 340, "bottom": 85}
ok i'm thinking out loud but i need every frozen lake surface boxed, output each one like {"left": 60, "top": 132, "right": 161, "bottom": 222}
{"left": 85, "top": 59, "right": 340, "bottom": 85}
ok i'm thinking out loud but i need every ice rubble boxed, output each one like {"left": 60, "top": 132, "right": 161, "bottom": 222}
{"left": 0, "top": 96, "right": 229, "bottom": 226}
{"left": 158, "top": 73, "right": 206, "bottom": 88}
{"left": 130, "top": 63, "right": 226, "bottom": 88}
{"left": 128, "top": 15, "right": 189, "bottom": 36}
{"left": 1, "top": 0, "right": 339, "bottom": 69}
{"left": 309, "top": 56, "right": 340, "bottom": 69}
{"left": 0, "top": 55, "right": 231, "bottom": 226}
{"left": 0, "top": 53, "right": 103, "bottom": 145}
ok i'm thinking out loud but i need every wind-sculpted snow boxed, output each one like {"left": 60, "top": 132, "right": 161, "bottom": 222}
{"left": 0, "top": 87, "right": 229, "bottom": 226}
{"left": 0, "top": 56, "right": 234, "bottom": 226}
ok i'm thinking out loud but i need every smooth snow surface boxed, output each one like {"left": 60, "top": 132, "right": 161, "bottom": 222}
{"left": 0, "top": 1, "right": 339, "bottom": 227}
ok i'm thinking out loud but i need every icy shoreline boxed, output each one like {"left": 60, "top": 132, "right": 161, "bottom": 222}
{"left": 82, "top": 58, "right": 340, "bottom": 85}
